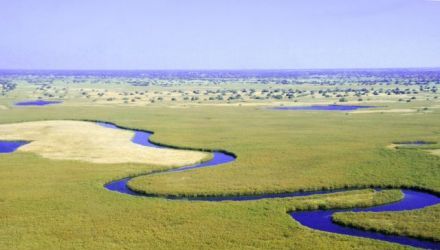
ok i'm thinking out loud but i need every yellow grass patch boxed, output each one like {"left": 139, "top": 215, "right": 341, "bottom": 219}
{"left": 0, "top": 120, "right": 209, "bottom": 165}
{"left": 387, "top": 144, "right": 440, "bottom": 157}
{"left": 351, "top": 109, "right": 416, "bottom": 114}
{"left": 428, "top": 149, "right": 440, "bottom": 156}
{"left": 386, "top": 144, "right": 398, "bottom": 150}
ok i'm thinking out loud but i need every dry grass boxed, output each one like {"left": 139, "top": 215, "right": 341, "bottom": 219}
{"left": 386, "top": 143, "right": 440, "bottom": 157}
{"left": 428, "top": 149, "right": 440, "bottom": 156}
{"left": 351, "top": 109, "right": 416, "bottom": 114}
{"left": 0, "top": 120, "right": 209, "bottom": 165}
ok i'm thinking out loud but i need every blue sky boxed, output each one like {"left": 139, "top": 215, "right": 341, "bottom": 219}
{"left": 0, "top": 0, "right": 439, "bottom": 70}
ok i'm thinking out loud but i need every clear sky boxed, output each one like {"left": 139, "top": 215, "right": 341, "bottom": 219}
{"left": 1, "top": 0, "right": 439, "bottom": 70}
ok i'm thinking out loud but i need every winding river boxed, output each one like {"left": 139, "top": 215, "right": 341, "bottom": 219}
{"left": 1, "top": 121, "right": 439, "bottom": 249}
{"left": 98, "top": 122, "right": 440, "bottom": 249}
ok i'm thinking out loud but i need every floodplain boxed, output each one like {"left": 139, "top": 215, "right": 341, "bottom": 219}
{"left": 0, "top": 70, "right": 439, "bottom": 249}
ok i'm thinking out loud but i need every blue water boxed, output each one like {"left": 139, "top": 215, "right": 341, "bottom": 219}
{"left": 395, "top": 141, "right": 435, "bottom": 146}
{"left": 15, "top": 100, "right": 62, "bottom": 106}
{"left": 274, "top": 105, "right": 377, "bottom": 111}
{"left": 0, "top": 141, "right": 29, "bottom": 153}
{"left": 97, "top": 122, "right": 164, "bottom": 149}
{"left": 291, "top": 190, "right": 440, "bottom": 249}
{"left": 100, "top": 121, "right": 236, "bottom": 196}
{"left": 99, "top": 121, "right": 439, "bottom": 249}
{"left": 105, "top": 152, "right": 236, "bottom": 197}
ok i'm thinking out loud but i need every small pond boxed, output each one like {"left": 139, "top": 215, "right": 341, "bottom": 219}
{"left": 274, "top": 105, "right": 377, "bottom": 111}
{"left": 394, "top": 141, "right": 436, "bottom": 146}
{"left": 0, "top": 141, "right": 29, "bottom": 153}
{"left": 15, "top": 100, "right": 62, "bottom": 106}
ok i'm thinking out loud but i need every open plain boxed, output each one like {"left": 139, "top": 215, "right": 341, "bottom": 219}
{"left": 0, "top": 70, "right": 439, "bottom": 249}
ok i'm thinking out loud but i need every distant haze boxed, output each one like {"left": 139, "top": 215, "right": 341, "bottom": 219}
{"left": 0, "top": 0, "right": 439, "bottom": 70}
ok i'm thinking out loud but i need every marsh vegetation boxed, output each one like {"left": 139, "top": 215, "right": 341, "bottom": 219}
{"left": 0, "top": 70, "right": 439, "bottom": 249}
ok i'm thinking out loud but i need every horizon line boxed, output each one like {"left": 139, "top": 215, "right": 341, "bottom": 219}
{"left": 1, "top": 67, "right": 440, "bottom": 72}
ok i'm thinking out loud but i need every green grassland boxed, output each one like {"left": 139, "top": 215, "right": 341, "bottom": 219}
{"left": 126, "top": 105, "right": 440, "bottom": 197}
{"left": 0, "top": 78, "right": 439, "bottom": 249}
{"left": 333, "top": 205, "right": 440, "bottom": 242}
